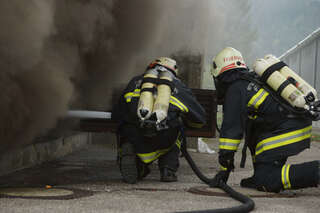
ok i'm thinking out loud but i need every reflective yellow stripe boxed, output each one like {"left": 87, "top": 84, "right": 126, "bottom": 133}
{"left": 220, "top": 166, "right": 228, "bottom": 171}
{"left": 281, "top": 164, "right": 291, "bottom": 189}
{"left": 124, "top": 89, "right": 141, "bottom": 102}
{"left": 137, "top": 134, "right": 181, "bottom": 163}
{"left": 176, "top": 134, "right": 182, "bottom": 149}
{"left": 252, "top": 155, "right": 256, "bottom": 163}
{"left": 256, "top": 126, "right": 312, "bottom": 156}
{"left": 248, "top": 88, "right": 269, "bottom": 110}
{"left": 169, "top": 99, "right": 183, "bottom": 111}
{"left": 170, "top": 96, "right": 189, "bottom": 112}
{"left": 123, "top": 89, "right": 188, "bottom": 113}
{"left": 124, "top": 89, "right": 140, "bottom": 98}
{"left": 219, "top": 138, "right": 241, "bottom": 151}
{"left": 137, "top": 148, "right": 170, "bottom": 163}
{"left": 248, "top": 115, "right": 258, "bottom": 120}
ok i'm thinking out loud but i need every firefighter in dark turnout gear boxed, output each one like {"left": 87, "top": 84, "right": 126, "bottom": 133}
{"left": 112, "top": 57, "right": 206, "bottom": 184}
{"left": 211, "top": 47, "right": 319, "bottom": 192}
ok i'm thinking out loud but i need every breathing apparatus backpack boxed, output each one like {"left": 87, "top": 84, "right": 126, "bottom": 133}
{"left": 137, "top": 66, "right": 176, "bottom": 132}
{"left": 250, "top": 55, "right": 320, "bottom": 121}
{"left": 239, "top": 55, "right": 320, "bottom": 169}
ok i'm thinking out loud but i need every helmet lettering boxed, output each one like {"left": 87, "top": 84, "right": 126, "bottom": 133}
{"left": 224, "top": 56, "right": 243, "bottom": 62}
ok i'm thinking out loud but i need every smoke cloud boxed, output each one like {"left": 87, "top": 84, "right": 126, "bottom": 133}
{"left": 0, "top": 0, "right": 255, "bottom": 152}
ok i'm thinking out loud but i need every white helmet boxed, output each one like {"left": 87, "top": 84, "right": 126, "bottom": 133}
{"left": 147, "top": 57, "right": 178, "bottom": 76}
{"left": 211, "top": 47, "right": 247, "bottom": 78}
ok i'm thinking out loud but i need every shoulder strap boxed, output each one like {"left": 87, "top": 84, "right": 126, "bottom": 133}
{"left": 240, "top": 73, "right": 309, "bottom": 117}
{"left": 142, "top": 77, "right": 175, "bottom": 91}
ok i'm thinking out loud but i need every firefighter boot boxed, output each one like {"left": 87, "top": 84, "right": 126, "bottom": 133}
{"left": 160, "top": 167, "right": 178, "bottom": 182}
{"left": 137, "top": 159, "right": 151, "bottom": 180}
{"left": 240, "top": 176, "right": 258, "bottom": 189}
{"left": 120, "top": 142, "right": 138, "bottom": 184}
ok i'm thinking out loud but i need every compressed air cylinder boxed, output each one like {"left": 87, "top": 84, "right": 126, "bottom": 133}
{"left": 137, "top": 69, "right": 158, "bottom": 121}
{"left": 264, "top": 54, "right": 318, "bottom": 103}
{"left": 253, "top": 58, "right": 306, "bottom": 108}
{"left": 152, "top": 70, "right": 174, "bottom": 123}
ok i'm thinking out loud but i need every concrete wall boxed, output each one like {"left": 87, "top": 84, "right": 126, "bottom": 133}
{"left": 0, "top": 133, "right": 92, "bottom": 176}
{"left": 280, "top": 28, "right": 320, "bottom": 127}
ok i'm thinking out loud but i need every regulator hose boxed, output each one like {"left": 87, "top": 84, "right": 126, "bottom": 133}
{"left": 178, "top": 128, "right": 255, "bottom": 213}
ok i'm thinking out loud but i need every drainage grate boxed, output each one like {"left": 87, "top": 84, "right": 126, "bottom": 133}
{"left": 188, "top": 185, "right": 296, "bottom": 198}
{"left": 0, "top": 187, "right": 94, "bottom": 200}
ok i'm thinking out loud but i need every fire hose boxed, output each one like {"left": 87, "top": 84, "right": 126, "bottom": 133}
{"left": 68, "top": 110, "right": 255, "bottom": 212}
{"left": 177, "top": 127, "right": 255, "bottom": 213}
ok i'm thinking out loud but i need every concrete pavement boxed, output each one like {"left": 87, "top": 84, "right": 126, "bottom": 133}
{"left": 1, "top": 137, "right": 320, "bottom": 213}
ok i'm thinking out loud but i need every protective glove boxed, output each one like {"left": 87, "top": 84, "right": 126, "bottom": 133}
{"left": 210, "top": 170, "right": 231, "bottom": 187}
{"left": 210, "top": 150, "right": 235, "bottom": 187}
{"left": 218, "top": 150, "right": 235, "bottom": 171}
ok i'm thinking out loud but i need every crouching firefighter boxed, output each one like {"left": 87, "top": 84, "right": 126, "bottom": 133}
{"left": 211, "top": 47, "right": 320, "bottom": 193}
{"left": 112, "top": 57, "right": 206, "bottom": 184}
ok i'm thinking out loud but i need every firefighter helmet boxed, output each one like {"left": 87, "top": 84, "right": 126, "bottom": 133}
{"left": 211, "top": 47, "right": 247, "bottom": 77}
{"left": 147, "top": 57, "right": 178, "bottom": 76}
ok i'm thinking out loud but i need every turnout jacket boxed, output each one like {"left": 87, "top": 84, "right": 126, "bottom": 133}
{"left": 219, "top": 76, "right": 312, "bottom": 163}
{"left": 112, "top": 74, "right": 206, "bottom": 163}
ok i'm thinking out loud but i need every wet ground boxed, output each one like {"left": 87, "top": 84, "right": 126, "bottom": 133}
{"left": 1, "top": 139, "right": 320, "bottom": 213}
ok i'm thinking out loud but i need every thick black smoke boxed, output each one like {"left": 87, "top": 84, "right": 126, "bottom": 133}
{"left": 0, "top": 0, "right": 213, "bottom": 152}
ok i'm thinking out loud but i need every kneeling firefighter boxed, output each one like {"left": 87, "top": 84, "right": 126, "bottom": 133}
{"left": 112, "top": 57, "right": 206, "bottom": 184}
{"left": 211, "top": 47, "right": 320, "bottom": 192}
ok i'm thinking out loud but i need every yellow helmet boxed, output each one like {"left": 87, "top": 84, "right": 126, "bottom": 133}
{"left": 211, "top": 47, "right": 247, "bottom": 78}
{"left": 148, "top": 57, "right": 178, "bottom": 76}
